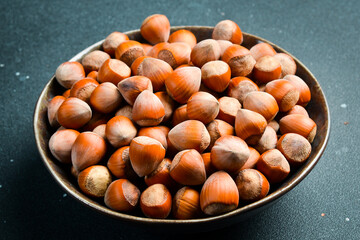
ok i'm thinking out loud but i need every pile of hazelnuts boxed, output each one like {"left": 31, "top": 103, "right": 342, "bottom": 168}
{"left": 47, "top": 14, "right": 316, "bottom": 219}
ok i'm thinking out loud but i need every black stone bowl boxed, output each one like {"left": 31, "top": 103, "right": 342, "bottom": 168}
{"left": 34, "top": 26, "right": 330, "bottom": 232}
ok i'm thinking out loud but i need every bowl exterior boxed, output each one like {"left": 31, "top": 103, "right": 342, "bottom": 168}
{"left": 33, "top": 26, "right": 330, "bottom": 231}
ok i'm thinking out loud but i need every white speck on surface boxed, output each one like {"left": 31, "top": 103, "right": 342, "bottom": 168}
{"left": 220, "top": 12, "right": 225, "bottom": 16}
{"left": 0, "top": 185, "right": 2, "bottom": 188}
{"left": 13, "top": 89, "right": 16, "bottom": 93}
{"left": 10, "top": 159, "right": 14, "bottom": 163}
{"left": 279, "top": 30, "right": 283, "bottom": 34}
{"left": 26, "top": 76, "right": 30, "bottom": 79}
{"left": 340, "top": 103, "right": 347, "bottom": 108}
{"left": 341, "top": 146, "right": 349, "bottom": 153}
{"left": 15, "top": 72, "right": 20, "bottom": 76}
{"left": 63, "top": 193, "right": 67, "bottom": 198}
{"left": 0, "top": 64, "right": 4, "bottom": 67}
{"left": 345, "top": 218, "right": 350, "bottom": 222}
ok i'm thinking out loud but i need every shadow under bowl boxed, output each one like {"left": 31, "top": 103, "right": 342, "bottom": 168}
{"left": 33, "top": 26, "right": 330, "bottom": 232}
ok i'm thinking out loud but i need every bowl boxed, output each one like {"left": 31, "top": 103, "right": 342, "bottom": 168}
{"left": 33, "top": 26, "right": 330, "bottom": 232}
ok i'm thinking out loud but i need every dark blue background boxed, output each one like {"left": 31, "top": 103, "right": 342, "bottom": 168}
{"left": 1, "top": 0, "right": 359, "bottom": 239}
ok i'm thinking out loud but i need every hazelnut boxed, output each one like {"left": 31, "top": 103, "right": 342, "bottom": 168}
{"left": 129, "top": 136, "right": 166, "bottom": 177}
{"left": 104, "top": 179, "right": 140, "bottom": 212}
{"left": 140, "top": 184, "right": 172, "bottom": 219}
{"left": 78, "top": 165, "right": 112, "bottom": 197}
{"left": 55, "top": 61, "right": 85, "bottom": 89}
{"left": 200, "top": 171, "right": 239, "bottom": 215}
{"left": 168, "top": 120, "right": 210, "bottom": 153}
{"left": 170, "top": 149, "right": 206, "bottom": 186}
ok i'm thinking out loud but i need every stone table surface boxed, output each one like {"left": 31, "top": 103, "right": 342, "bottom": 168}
{"left": 0, "top": 0, "right": 359, "bottom": 239}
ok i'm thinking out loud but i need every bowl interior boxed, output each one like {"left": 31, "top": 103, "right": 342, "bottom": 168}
{"left": 34, "top": 26, "right": 330, "bottom": 229}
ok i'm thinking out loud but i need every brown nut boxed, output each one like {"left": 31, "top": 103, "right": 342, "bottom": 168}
{"left": 142, "top": 43, "right": 153, "bottom": 55}
{"left": 47, "top": 95, "right": 66, "bottom": 127}
{"left": 107, "top": 146, "right": 137, "bottom": 180}
{"left": 168, "top": 120, "right": 210, "bottom": 153}
{"left": 206, "top": 119, "right": 234, "bottom": 149}
{"left": 132, "top": 90, "right": 165, "bottom": 126}
{"left": 140, "top": 184, "right": 172, "bottom": 219}
{"left": 279, "top": 114, "right": 317, "bottom": 143}
{"left": 211, "top": 135, "right": 250, "bottom": 173}
{"left": 256, "top": 149, "right": 290, "bottom": 183}
{"left": 249, "top": 42, "right": 276, "bottom": 61}
{"left": 222, "top": 44, "right": 256, "bottom": 77}
{"left": 140, "top": 14, "right": 170, "bottom": 44}
{"left": 56, "top": 97, "right": 92, "bottom": 129}
{"left": 144, "top": 158, "right": 176, "bottom": 189}
{"left": 273, "top": 53, "right": 297, "bottom": 78}
{"left": 89, "top": 82, "right": 122, "bottom": 113}
{"left": 131, "top": 57, "right": 173, "bottom": 91}
{"left": 104, "top": 179, "right": 140, "bottom": 212}
{"left": 106, "top": 115, "right": 137, "bottom": 148}
{"left": 165, "top": 66, "right": 201, "bottom": 104}
{"left": 169, "top": 29, "right": 197, "bottom": 49}
{"left": 201, "top": 60, "right": 231, "bottom": 92}
{"left": 265, "top": 79, "right": 300, "bottom": 112}
{"left": 212, "top": 20, "right": 243, "bottom": 44}
{"left": 172, "top": 187, "right": 200, "bottom": 219}
{"left": 80, "top": 111, "right": 111, "bottom": 132}
{"left": 227, "top": 76, "right": 259, "bottom": 104}
{"left": 97, "top": 59, "right": 131, "bottom": 85}
{"left": 55, "top": 62, "right": 85, "bottom": 89}
{"left": 69, "top": 78, "right": 99, "bottom": 103}
{"left": 284, "top": 75, "right": 311, "bottom": 106}
{"left": 235, "top": 109, "right": 267, "bottom": 141}
{"left": 253, "top": 55, "right": 282, "bottom": 83}
{"left": 147, "top": 42, "right": 169, "bottom": 58}
{"left": 117, "top": 76, "right": 153, "bottom": 105}
{"left": 252, "top": 126, "right": 278, "bottom": 154}
{"left": 239, "top": 147, "right": 261, "bottom": 171}
{"left": 71, "top": 132, "right": 107, "bottom": 172}
{"left": 138, "top": 126, "right": 169, "bottom": 149}
{"left": 191, "top": 39, "right": 221, "bottom": 68}
{"left": 129, "top": 136, "right": 166, "bottom": 177}
{"left": 115, "top": 40, "right": 145, "bottom": 67}
{"left": 102, "top": 32, "right": 129, "bottom": 57}
{"left": 187, "top": 91, "right": 220, "bottom": 125}
{"left": 216, "top": 40, "right": 233, "bottom": 58}
{"left": 62, "top": 89, "right": 71, "bottom": 98}
{"left": 277, "top": 133, "right": 312, "bottom": 166}
{"left": 92, "top": 124, "right": 107, "bottom": 140}
{"left": 200, "top": 171, "right": 239, "bottom": 215}
{"left": 49, "top": 129, "right": 80, "bottom": 164}
{"left": 235, "top": 169, "right": 270, "bottom": 202}
{"left": 78, "top": 165, "right": 112, "bottom": 197}
{"left": 170, "top": 149, "right": 206, "bottom": 186}
{"left": 81, "top": 50, "right": 110, "bottom": 73}
{"left": 158, "top": 42, "right": 192, "bottom": 69}
{"left": 115, "top": 105, "right": 133, "bottom": 121}
{"left": 217, "top": 96, "right": 241, "bottom": 125}
{"left": 243, "top": 91, "right": 279, "bottom": 122}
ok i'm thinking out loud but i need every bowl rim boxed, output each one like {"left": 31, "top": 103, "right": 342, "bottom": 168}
{"left": 34, "top": 26, "right": 330, "bottom": 225}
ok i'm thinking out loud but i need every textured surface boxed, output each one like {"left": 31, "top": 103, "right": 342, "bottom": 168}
{"left": 0, "top": 0, "right": 359, "bottom": 239}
